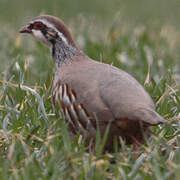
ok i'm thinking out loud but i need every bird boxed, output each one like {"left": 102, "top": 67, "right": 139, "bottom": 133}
{"left": 19, "top": 15, "right": 165, "bottom": 151}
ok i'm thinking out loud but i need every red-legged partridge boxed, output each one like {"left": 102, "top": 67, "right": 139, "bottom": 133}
{"left": 20, "top": 15, "right": 165, "bottom": 151}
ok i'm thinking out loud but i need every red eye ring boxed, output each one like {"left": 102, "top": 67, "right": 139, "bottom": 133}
{"left": 33, "top": 22, "right": 45, "bottom": 30}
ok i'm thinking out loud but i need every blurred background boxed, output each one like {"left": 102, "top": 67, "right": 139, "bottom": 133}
{"left": 0, "top": 0, "right": 180, "bottom": 28}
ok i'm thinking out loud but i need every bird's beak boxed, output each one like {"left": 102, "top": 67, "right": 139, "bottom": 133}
{"left": 19, "top": 25, "right": 32, "bottom": 34}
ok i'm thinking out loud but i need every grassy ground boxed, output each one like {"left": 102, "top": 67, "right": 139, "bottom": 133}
{"left": 0, "top": 14, "right": 180, "bottom": 179}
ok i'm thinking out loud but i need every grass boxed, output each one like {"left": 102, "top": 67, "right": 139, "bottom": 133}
{"left": 0, "top": 16, "right": 180, "bottom": 179}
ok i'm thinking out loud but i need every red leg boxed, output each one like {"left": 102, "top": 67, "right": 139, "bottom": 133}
{"left": 130, "top": 136, "right": 142, "bottom": 159}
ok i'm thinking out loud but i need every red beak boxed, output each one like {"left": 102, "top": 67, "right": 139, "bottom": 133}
{"left": 19, "top": 25, "right": 32, "bottom": 33}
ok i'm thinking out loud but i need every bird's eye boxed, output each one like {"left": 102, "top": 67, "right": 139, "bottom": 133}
{"left": 33, "top": 22, "right": 45, "bottom": 30}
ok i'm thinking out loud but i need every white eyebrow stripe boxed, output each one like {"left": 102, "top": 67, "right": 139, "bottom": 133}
{"left": 31, "top": 19, "right": 68, "bottom": 45}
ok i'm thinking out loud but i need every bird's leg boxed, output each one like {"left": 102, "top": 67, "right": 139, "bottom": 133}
{"left": 130, "top": 136, "right": 142, "bottom": 159}
{"left": 133, "top": 141, "right": 138, "bottom": 153}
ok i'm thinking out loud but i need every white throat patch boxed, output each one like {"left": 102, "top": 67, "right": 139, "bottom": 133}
{"left": 32, "top": 29, "right": 51, "bottom": 47}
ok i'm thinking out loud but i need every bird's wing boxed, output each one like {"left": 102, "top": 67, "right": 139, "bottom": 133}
{"left": 96, "top": 63, "right": 165, "bottom": 125}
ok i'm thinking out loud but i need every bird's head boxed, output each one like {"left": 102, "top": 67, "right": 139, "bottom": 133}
{"left": 19, "top": 15, "right": 76, "bottom": 48}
